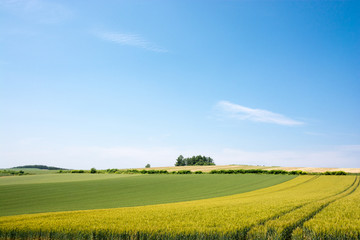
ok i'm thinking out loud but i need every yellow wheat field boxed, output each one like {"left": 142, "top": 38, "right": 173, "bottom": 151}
{"left": 293, "top": 176, "right": 360, "bottom": 239}
{"left": 0, "top": 176, "right": 359, "bottom": 239}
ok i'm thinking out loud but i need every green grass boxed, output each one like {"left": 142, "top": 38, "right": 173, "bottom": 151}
{"left": 0, "top": 174, "right": 295, "bottom": 216}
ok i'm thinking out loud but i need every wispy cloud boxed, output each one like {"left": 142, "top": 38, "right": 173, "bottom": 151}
{"left": 95, "top": 31, "right": 167, "bottom": 53}
{"left": 216, "top": 100, "right": 304, "bottom": 126}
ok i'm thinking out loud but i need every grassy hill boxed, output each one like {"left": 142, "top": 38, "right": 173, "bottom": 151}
{"left": 4, "top": 168, "right": 60, "bottom": 175}
{"left": 0, "top": 165, "right": 68, "bottom": 176}
{"left": 13, "top": 165, "right": 67, "bottom": 170}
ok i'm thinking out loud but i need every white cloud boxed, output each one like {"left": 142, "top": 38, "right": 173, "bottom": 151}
{"left": 216, "top": 100, "right": 304, "bottom": 126}
{"left": 96, "top": 31, "right": 167, "bottom": 53}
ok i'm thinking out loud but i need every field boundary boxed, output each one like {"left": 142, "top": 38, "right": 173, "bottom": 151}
{"left": 134, "top": 165, "right": 360, "bottom": 174}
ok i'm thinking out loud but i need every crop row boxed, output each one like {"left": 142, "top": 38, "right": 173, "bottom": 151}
{"left": 248, "top": 176, "right": 359, "bottom": 239}
{"left": 293, "top": 176, "right": 360, "bottom": 239}
{"left": 0, "top": 176, "right": 358, "bottom": 239}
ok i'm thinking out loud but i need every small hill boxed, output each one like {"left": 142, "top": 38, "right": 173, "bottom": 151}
{"left": 13, "top": 165, "right": 67, "bottom": 170}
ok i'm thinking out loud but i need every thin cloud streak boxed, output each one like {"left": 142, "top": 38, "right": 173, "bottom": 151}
{"left": 96, "top": 31, "right": 167, "bottom": 53}
{"left": 216, "top": 100, "right": 304, "bottom": 126}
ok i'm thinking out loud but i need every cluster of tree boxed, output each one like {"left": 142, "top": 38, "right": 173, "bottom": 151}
{"left": 13, "top": 165, "right": 67, "bottom": 170}
{"left": 175, "top": 155, "right": 215, "bottom": 166}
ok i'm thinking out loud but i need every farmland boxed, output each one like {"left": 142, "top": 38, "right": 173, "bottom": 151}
{"left": 0, "top": 173, "right": 293, "bottom": 216}
{"left": 0, "top": 174, "right": 359, "bottom": 239}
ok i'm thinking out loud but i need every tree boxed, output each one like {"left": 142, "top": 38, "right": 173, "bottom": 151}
{"left": 175, "top": 155, "right": 185, "bottom": 166}
{"left": 174, "top": 155, "right": 215, "bottom": 166}
{"left": 145, "top": 163, "right": 151, "bottom": 168}
{"left": 90, "top": 168, "right": 97, "bottom": 174}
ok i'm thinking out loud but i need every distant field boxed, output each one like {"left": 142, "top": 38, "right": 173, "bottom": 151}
{"left": 1, "top": 176, "right": 358, "bottom": 239}
{"left": 0, "top": 173, "right": 294, "bottom": 216}
{"left": 135, "top": 164, "right": 360, "bottom": 173}
{"left": 0, "top": 173, "right": 133, "bottom": 186}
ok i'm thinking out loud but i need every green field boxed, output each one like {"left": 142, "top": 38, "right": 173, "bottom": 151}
{"left": 0, "top": 173, "right": 294, "bottom": 217}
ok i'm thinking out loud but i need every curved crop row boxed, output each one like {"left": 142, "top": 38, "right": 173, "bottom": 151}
{"left": 292, "top": 177, "right": 360, "bottom": 240}
{"left": 247, "top": 176, "right": 359, "bottom": 239}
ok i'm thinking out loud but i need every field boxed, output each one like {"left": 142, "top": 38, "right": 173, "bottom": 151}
{"left": 0, "top": 173, "right": 293, "bottom": 216}
{"left": 0, "top": 174, "right": 359, "bottom": 239}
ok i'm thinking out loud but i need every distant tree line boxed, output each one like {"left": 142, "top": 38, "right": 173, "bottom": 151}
{"left": 323, "top": 171, "right": 347, "bottom": 175}
{"left": 58, "top": 168, "right": 350, "bottom": 175}
{"left": 13, "top": 165, "right": 67, "bottom": 170}
{"left": 209, "top": 169, "right": 306, "bottom": 175}
{"left": 209, "top": 169, "right": 348, "bottom": 175}
{"left": 61, "top": 169, "right": 189, "bottom": 174}
{"left": 175, "top": 155, "right": 215, "bottom": 166}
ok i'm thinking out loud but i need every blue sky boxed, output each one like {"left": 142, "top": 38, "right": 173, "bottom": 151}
{"left": 1, "top": 0, "right": 359, "bottom": 169}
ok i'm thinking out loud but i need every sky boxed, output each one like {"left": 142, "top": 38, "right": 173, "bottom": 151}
{"left": 1, "top": 0, "right": 359, "bottom": 169}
